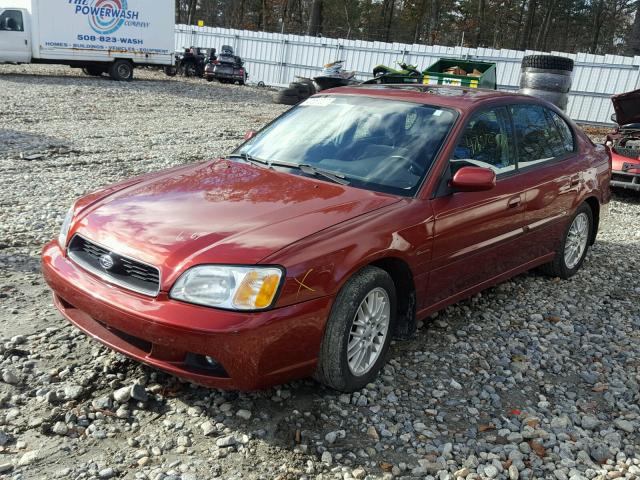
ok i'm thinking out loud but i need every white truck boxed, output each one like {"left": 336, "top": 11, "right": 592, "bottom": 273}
{"left": 0, "top": 0, "right": 174, "bottom": 80}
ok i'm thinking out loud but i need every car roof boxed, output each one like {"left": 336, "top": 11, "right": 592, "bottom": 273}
{"left": 323, "top": 84, "right": 534, "bottom": 110}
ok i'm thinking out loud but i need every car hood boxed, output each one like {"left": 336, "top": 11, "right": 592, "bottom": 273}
{"left": 71, "top": 159, "right": 399, "bottom": 286}
{"left": 612, "top": 89, "right": 640, "bottom": 126}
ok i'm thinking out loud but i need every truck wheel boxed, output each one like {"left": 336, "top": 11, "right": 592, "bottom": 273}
{"left": 109, "top": 60, "right": 134, "bottom": 81}
{"left": 315, "top": 266, "right": 396, "bottom": 392}
{"left": 164, "top": 66, "right": 177, "bottom": 77}
{"left": 83, "top": 67, "right": 104, "bottom": 77}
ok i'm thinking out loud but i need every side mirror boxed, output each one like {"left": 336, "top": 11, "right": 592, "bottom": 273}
{"left": 611, "top": 113, "right": 617, "bottom": 124}
{"left": 244, "top": 129, "right": 257, "bottom": 141}
{"left": 450, "top": 166, "right": 496, "bottom": 192}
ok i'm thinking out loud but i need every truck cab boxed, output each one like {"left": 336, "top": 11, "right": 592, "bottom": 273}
{"left": 0, "top": 7, "right": 30, "bottom": 63}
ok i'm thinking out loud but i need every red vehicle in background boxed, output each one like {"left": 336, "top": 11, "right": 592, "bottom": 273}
{"left": 607, "top": 89, "right": 640, "bottom": 191}
{"left": 42, "top": 85, "right": 610, "bottom": 392}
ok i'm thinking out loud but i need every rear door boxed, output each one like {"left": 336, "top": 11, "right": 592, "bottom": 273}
{"left": 426, "top": 106, "right": 528, "bottom": 308}
{"left": 508, "top": 104, "right": 582, "bottom": 260}
{"left": 0, "top": 9, "right": 30, "bottom": 63}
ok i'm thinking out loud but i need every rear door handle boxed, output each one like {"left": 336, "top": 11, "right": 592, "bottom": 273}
{"left": 508, "top": 196, "right": 521, "bottom": 208}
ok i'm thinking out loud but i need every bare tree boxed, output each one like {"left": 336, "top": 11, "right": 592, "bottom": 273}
{"left": 307, "top": 0, "right": 323, "bottom": 35}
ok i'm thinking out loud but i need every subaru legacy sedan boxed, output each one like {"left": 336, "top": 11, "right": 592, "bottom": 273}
{"left": 42, "top": 85, "right": 610, "bottom": 392}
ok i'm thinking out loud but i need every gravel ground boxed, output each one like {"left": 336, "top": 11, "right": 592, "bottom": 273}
{"left": 1, "top": 64, "right": 639, "bottom": 480}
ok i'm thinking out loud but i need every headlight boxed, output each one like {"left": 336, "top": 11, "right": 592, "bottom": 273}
{"left": 58, "top": 206, "right": 74, "bottom": 248}
{"left": 170, "top": 266, "right": 284, "bottom": 310}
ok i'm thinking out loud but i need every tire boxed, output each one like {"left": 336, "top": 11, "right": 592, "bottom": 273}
{"left": 521, "top": 54, "right": 574, "bottom": 72}
{"left": 297, "top": 78, "right": 316, "bottom": 95}
{"left": 520, "top": 69, "right": 572, "bottom": 93}
{"left": 315, "top": 266, "right": 396, "bottom": 392}
{"left": 274, "top": 92, "right": 300, "bottom": 105}
{"left": 183, "top": 62, "right": 197, "bottom": 77}
{"left": 164, "top": 66, "right": 177, "bottom": 77}
{"left": 290, "top": 81, "right": 311, "bottom": 97}
{"left": 109, "top": 59, "right": 134, "bottom": 81}
{"left": 206, "top": 76, "right": 214, "bottom": 82}
{"left": 83, "top": 66, "right": 104, "bottom": 77}
{"left": 519, "top": 87, "right": 568, "bottom": 110}
{"left": 540, "top": 203, "right": 593, "bottom": 279}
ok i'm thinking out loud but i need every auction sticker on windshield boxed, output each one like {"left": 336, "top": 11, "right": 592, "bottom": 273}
{"left": 301, "top": 97, "right": 336, "bottom": 107}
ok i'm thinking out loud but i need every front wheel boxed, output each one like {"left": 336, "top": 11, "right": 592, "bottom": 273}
{"left": 315, "top": 266, "right": 396, "bottom": 392}
{"left": 540, "top": 203, "right": 593, "bottom": 279}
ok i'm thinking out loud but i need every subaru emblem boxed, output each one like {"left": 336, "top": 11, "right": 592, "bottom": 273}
{"left": 99, "top": 254, "right": 114, "bottom": 270}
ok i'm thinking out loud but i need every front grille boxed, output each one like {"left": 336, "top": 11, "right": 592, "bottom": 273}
{"left": 68, "top": 235, "right": 160, "bottom": 296}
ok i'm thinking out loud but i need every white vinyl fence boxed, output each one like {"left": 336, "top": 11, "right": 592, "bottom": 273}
{"left": 175, "top": 24, "right": 640, "bottom": 125}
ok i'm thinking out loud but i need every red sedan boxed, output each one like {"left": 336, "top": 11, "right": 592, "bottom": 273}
{"left": 42, "top": 85, "right": 611, "bottom": 392}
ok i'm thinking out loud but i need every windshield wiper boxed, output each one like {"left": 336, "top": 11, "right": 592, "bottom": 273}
{"left": 227, "top": 153, "right": 269, "bottom": 169}
{"left": 298, "top": 164, "right": 350, "bottom": 185}
{"left": 227, "top": 155, "right": 350, "bottom": 185}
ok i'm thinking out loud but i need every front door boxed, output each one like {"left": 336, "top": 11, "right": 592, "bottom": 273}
{"left": 425, "top": 106, "right": 527, "bottom": 308}
{"left": 0, "top": 9, "right": 30, "bottom": 63}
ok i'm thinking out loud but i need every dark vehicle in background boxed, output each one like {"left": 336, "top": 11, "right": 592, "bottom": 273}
{"left": 606, "top": 89, "right": 640, "bottom": 192}
{"left": 204, "top": 45, "right": 247, "bottom": 84}
{"left": 165, "top": 47, "right": 207, "bottom": 78}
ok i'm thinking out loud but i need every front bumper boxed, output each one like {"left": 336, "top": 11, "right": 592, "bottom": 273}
{"left": 611, "top": 170, "right": 640, "bottom": 191}
{"left": 41, "top": 241, "right": 333, "bottom": 390}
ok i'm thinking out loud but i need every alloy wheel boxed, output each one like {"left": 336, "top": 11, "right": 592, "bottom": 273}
{"left": 564, "top": 212, "right": 589, "bottom": 269}
{"left": 347, "top": 287, "right": 390, "bottom": 376}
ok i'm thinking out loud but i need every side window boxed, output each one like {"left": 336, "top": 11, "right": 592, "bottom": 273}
{"left": 510, "top": 105, "right": 572, "bottom": 168}
{"left": 451, "top": 107, "right": 516, "bottom": 175}
{"left": 0, "top": 10, "right": 24, "bottom": 32}
{"left": 547, "top": 109, "right": 576, "bottom": 154}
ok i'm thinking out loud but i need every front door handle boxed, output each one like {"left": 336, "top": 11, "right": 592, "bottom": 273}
{"left": 508, "top": 196, "right": 521, "bottom": 208}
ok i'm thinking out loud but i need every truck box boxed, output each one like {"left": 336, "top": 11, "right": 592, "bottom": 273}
{"left": 0, "top": 0, "right": 174, "bottom": 79}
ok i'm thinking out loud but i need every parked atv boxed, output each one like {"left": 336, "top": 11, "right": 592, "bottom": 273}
{"left": 164, "top": 47, "right": 206, "bottom": 78}
{"left": 372, "top": 61, "right": 421, "bottom": 78}
{"left": 606, "top": 89, "right": 640, "bottom": 192}
{"left": 204, "top": 45, "right": 247, "bottom": 85}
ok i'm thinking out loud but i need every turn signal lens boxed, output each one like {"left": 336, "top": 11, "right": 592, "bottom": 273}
{"left": 233, "top": 271, "right": 281, "bottom": 309}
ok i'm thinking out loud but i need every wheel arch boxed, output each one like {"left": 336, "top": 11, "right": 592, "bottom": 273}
{"left": 369, "top": 256, "right": 417, "bottom": 340}
{"left": 583, "top": 196, "right": 600, "bottom": 245}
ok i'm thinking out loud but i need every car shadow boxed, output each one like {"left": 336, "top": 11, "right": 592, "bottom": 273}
{"left": 0, "top": 129, "right": 71, "bottom": 157}
{"left": 611, "top": 187, "right": 640, "bottom": 204}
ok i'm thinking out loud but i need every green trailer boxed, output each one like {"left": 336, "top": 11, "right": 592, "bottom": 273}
{"left": 364, "top": 58, "right": 497, "bottom": 90}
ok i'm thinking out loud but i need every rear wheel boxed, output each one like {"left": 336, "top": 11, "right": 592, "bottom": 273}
{"left": 109, "top": 60, "right": 134, "bottom": 81}
{"left": 540, "top": 203, "right": 593, "bottom": 279}
{"left": 183, "top": 62, "right": 197, "bottom": 77}
{"left": 315, "top": 266, "right": 396, "bottom": 392}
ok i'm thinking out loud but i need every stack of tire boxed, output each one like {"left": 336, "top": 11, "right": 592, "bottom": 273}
{"left": 518, "top": 55, "right": 574, "bottom": 111}
{"left": 274, "top": 79, "right": 317, "bottom": 105}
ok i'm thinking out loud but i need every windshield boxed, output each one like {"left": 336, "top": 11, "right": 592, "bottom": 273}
{"left": 235, "top": 95, "right": 457, "bottom": 196}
